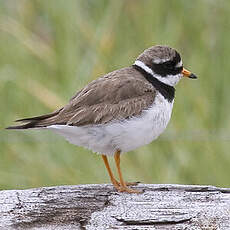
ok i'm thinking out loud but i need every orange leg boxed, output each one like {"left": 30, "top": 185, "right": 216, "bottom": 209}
{"left": 101, "top": 155, "right": 120, "bottom": 189}
{"left": 114, "top": 150, "right": 141, "bottom": 193}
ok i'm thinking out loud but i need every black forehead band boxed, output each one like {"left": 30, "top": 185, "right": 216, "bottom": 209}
{"left": 173, "top": 51, "right": 181, "bottom": 64}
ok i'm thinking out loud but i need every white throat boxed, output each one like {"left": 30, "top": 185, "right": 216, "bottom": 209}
{"left": 134, "top": 60, "right": 182, "bottom": 87}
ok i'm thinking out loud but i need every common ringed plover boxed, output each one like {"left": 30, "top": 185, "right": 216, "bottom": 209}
{"left": 7, "top": 45, "right": 197, "bottom": 193}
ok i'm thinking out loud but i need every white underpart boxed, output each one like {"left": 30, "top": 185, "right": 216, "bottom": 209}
{"left": 46, "top": 60, "right": 178, "bottom": 155}
{"left": 47, "top": 93, "right": 174, "bottom": 155}
{"left": 134, "top": 60, "right": 183, "bottom": 86}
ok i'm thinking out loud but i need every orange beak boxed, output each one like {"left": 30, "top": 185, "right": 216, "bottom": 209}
{"left": 182, "top": 68, "right": 197, "bottom": 79}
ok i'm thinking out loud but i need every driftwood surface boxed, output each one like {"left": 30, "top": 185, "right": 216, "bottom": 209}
{"left": 0, "top": 184, "right": 230, "bottom": 230}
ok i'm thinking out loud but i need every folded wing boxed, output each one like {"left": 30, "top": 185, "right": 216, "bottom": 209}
{"left": 6, "top": 67, "right": 156, "bottom": 129}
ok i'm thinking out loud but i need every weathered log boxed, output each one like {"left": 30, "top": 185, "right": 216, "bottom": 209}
{"left": 0, "top": 184, "right": 229, "bottom": 229}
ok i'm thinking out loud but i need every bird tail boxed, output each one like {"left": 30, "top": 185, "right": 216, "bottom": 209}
{"left": 6, "top": 110, "right": 61, "bottom": 130}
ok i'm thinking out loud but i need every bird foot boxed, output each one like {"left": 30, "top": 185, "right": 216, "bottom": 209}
{"left": 125, "top": 181, "right": 140, "bottom": 186}
{"left": 113, "top": 179, "right": 140, "bottom": 187}
{"left": 111, "top": 179, "right": 141, "bottom": 193}
{"left": 117, "top": 186, "right": 142, "bottom": 194}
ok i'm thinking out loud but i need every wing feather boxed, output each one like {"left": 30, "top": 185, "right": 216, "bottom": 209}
{"left": 7, "top": 67, "right": 156, "bottom": 129}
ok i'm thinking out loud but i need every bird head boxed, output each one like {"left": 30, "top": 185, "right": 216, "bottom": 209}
{"left": 134, "top": 45, "right": 197, "bottom": 87}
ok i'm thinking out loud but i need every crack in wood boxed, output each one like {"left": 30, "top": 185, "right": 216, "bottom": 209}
{"left": 115, "top": 216, "right": 192, "bottom": 226}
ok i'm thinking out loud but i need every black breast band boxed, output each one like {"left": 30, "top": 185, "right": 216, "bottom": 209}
{"left": 133, "top": 64, "right": 175, "bottom": 102}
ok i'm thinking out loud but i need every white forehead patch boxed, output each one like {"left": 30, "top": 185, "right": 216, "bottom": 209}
{"left": 175, "top": 60, "right": 183, "bottom": 68}
{"left": 152, "top": 57, "right": 171, "bottom": 64}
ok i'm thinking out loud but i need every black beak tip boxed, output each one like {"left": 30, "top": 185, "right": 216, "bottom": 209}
{"left": 189, "top": 73, "right": 197, "bottom": 79}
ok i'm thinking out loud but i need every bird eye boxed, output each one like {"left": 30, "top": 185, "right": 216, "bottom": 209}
{"left": 163, "top": 61, "right": 174, "bottom": 70}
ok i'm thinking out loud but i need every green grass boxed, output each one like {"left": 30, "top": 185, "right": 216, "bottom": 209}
{"left": 1, "top": 0, "right": 230, "bottom": 189}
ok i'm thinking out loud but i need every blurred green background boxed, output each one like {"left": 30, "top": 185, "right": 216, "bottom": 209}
{"left": 1, "top": 0, "right": 230, "bottom": 190}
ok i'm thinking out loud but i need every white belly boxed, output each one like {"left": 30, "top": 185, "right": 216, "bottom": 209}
{"left": 47, "top": 93, "right": 174, "bottom": 155}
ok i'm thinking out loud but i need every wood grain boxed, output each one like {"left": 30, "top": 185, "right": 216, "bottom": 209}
{"left": 0, "top": 184, "right": 229, "bottom": 229}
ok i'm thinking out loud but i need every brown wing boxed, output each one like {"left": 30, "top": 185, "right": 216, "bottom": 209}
{"left": 7, "top": 67, "right": 156, "bottom": 129}
{"left": 55, "top": 67, "right": 155, "bottom": 126}
{"left": 66, "top": 93, "right": 155, "bottom": 126}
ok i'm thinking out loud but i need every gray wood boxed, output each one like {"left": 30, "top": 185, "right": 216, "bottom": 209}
{"left": 0, "top": 184, "right": 229, "bottom": 229}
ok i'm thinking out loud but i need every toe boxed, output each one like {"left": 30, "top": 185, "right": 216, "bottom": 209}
{"left": 118, "top": 186, "right": 142, "bottom": 194}
{"left": 125, "top": 181, "right": 140, "bottom": 186}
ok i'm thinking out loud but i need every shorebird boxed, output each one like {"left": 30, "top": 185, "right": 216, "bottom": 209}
{"left": 7, "top": 45, "right": 197, "bottom": 193}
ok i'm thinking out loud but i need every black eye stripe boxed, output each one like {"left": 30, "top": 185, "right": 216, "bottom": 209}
{"left": 149, "top": 63, "right": 182, "bottom": 76}
{"left": 149, "top": 51, "right": 182, "bottom": 76}
{"left": 162, "top": 61, "right": 175, "bottom": 69}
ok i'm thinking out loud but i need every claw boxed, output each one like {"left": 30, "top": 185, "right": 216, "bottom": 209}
{"left": 117, "top": 186, "right": 142, "bottom": 194}
{"left": 125, "top": 181, "right": 140, "bottom": 186}
{"left": 113, "top": 179, "right": 140, "bottom": 187}
{"left": 111, "top": 179, "right": 141, "bottom": 193}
